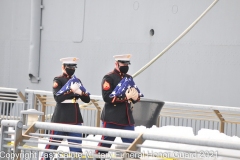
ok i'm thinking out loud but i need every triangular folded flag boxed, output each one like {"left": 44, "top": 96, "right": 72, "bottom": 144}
{"left": 109, "top": 77, "right": 144, "bottom": 98}
{"left": 55, "top": 75, "right": 90, "bottom": 96}
{"left": 127, "top": 77, "right": 144, "bottom": 97}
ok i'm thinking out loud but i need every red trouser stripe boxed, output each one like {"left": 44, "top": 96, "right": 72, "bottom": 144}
{"left": 95, "top": 122, "right": 107, "bottom": 154}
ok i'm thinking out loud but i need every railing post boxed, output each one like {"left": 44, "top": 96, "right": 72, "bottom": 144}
{"left": 96, "top": 108, "right": 101, "bottom": 127}
{"left": 124, "top": 133, "right": 144, "bottom": 159}
{"left": 0, "top": 123, "right": 9, "bottom": 154}
{"left": 33, "top": 93, "right": 38, "bottom": 110}
{"left": 156, "top": 115, "right": 160, "bottom": 127}
{"left": 0, "top": 120, "right": 23, "bottom": 160}
{"left": 16, "top": 91, "right": 27, "bottom": 104}
{"left": 35, "top": 94, "right": 47, "bottom": 134}
{"left": 91, "top": 99, "right": 102, "bottom": 127}
{"left": 213, "top": 110, "right": 225, "bottom": 133}
{"left": 14, "top": 121, "right": 23, "bottom": 160}
{"left": 42, "top": 95, "right": 47, "bottom": 123}
{"left": 36, "top": 94, "right": 46, "bottom": 123}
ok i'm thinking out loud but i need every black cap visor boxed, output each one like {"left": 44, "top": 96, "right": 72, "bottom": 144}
{"left": 118, "top": 60, "right": 131, "bottom": 65}
{"left": 64, "top": 64, "right": 77, "bottom": 69}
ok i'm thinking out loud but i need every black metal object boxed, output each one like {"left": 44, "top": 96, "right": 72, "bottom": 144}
{"left": 132, "top": 99, "right": 164, "bottom": 128}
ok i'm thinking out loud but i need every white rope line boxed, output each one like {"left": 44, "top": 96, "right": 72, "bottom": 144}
{"left": 132, "top": 0, "right": 219, "bottom": 78}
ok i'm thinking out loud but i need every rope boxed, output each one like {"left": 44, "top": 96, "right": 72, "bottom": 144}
{"left": 132, "top": 0, "right": 219, "bottom": 78}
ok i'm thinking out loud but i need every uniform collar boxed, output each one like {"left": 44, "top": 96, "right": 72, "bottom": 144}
{"left": 114, "top": 68, "right": 125, "bottom": 77}
{"left": 63, "top": 73, "right": 71, "bottom": 79}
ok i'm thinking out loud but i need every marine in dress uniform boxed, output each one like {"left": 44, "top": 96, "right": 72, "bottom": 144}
{"left": 42, "top": 57, "right": 90, "bottom": 160}
{"left": 96, "top": 54, "right": 140, "bottom": 155}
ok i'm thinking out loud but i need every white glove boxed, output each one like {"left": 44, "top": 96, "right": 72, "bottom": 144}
{"left": 70, "top": 82, "right": 79, "bottom": 93}
{"left": 75, "top": 88, "right": 83, "bottom": 95}
{"left": 125, "top": 88, "right": 134, "bottom": 100}
{"left": 131, "top": 88, "right": 139, "bottom": 101}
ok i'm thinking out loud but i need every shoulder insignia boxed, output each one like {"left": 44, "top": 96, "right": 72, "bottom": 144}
{"left": 103, "top": 80, "right": 110, "bottom": 90}
{"left": 53, "top": 81, "right": 58, "bottom": 88}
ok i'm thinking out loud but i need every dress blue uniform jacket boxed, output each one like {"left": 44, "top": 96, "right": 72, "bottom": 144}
{"left": 51, "top": 73, "right": 90, "bottom": 124}
{"left": 101, "top": 69, "right": 139, "bottom": 126}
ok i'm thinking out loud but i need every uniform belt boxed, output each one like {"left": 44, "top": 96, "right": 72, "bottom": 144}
{"left": 61, "top": 99, "right": 78, "bottom": 103}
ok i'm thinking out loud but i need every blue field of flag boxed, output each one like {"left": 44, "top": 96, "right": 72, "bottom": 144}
{"left": 55, "top": 75, "right": 90, "bottom": 96}
{"left": 109, "top": 77, "right": 144, "bottom": 98}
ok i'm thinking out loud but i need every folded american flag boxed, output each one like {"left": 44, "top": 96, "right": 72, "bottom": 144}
{"left": 109, "top": 77, "right": 144, "bottom": 98}
{"left": 55, "top": 75, "right": 90, "bottom": 96}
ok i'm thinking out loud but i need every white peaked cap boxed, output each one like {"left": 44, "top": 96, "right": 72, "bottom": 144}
{"left": 113, "top": 54, "right": 132, "bottom": 61}
{"left": 60, "top": 57, "right": 79, "bottom": 64}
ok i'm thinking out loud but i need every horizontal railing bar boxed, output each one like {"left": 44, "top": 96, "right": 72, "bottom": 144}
{"left": 3, "top": 145, "right": 13, "bottom": 148}
{"left": 34, "top": 122, "right": 140, "bottom": 139}
{"left": 29, "top": 133, "right": 130, "bottom": 146}
{"left": 34, "top": 91, "right": 53, "bottom": 95}
{"left": 224, "top": 121, "right": 240, "bottom": 124}
{"left": 3, "top": 131, "right": 15, "bottom": 134}
{"left": 142, "top": 133, "right": 240, "bottom": 150}
{"left": 137, "top": 143, "right": 240, "bottom": 158}
{"left": 0, "top": 116, "right": 21, "bottom": 119}
{"left": 0, "top": 96, "right": 18, "bottom": 99}
{"left": 162, "top": 107, "right": 214, "bottom": 113}
{"left": 221, "top": 116, "right": 240, "bottom": 120}
{"left": 3, "top": 138, "right": 14, "bottom": 141}
{"left": 1, "top": 120, "right": 23, "bottom": 127}
{"left": 0, "top": 87, "right": 19, "bottom": 92}
{"left": 31, "top": 90, "right": 163, "bottom": 104}
{"left": 0, "top": 93, "right": 17, "bottom": 96}
{"left": 22, "top": 140, "right": 128, "bottom": 153}
{"left": 165, "top": 101, "right": 240, "bottom": 112}
{"left": 0, "top": 100, "right": 24, "bottom": 103}
{"left": 160, "top": 115, "right": 218, "bottom": 121}
{"left": 17, "top": 146, "right": 124, "bottom": 159}
{"left": 160, "top": 108, "right": 240, "bottom": 117}
{"left": 33, "top": 122, "right": 240, "bottom": 150}
{"left": 160, "top": 111, "right": 216, "bottom": 117}
{"left": 219, "top": 112, "right": 240, "bottom": 116}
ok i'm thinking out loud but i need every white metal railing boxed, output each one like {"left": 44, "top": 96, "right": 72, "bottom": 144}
{"left": 2, "top": 87, "right": 240, "bottom": 137}
{"left": 1, "top": 120, "right": 240, "bottom": 160}
{"left": 24, "top": 89, "right": 163, "bottom": 128}
{"left": 160, "top": 101, "right": 240, "bottom": 136}
{"left": 0, "top": 87, "right": 26, "bottom": 120}
{"left": 25, "top": 89, "right": 104, "bottom": 128}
